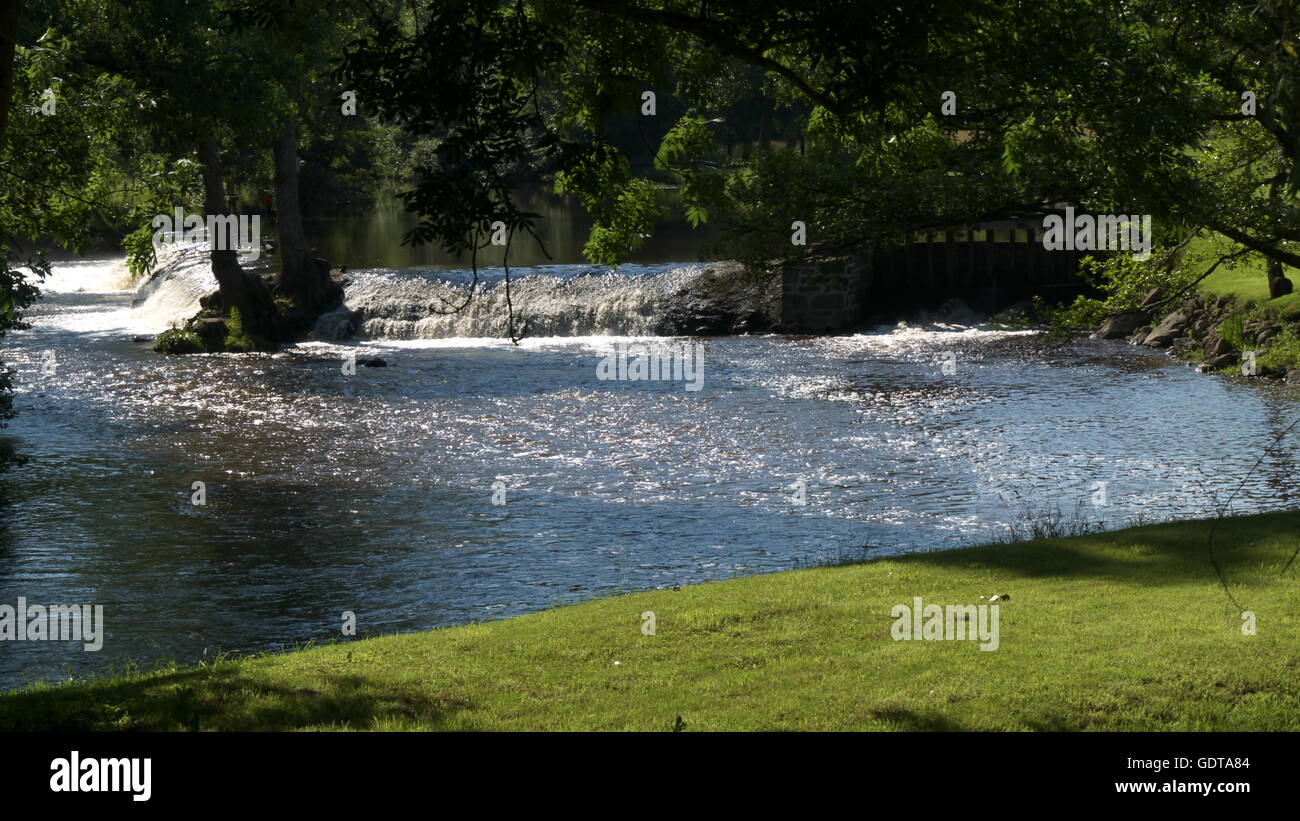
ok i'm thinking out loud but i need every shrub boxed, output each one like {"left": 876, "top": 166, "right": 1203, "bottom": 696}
{"left": 223, "top": 306, "right": 272, "bottom": 353}
{"left": 153, "top": 329, "right": 205, "bottom": 355}
{"left": 1256, "top": 326, "right": 1300, "bottom": 373}
{"left": 1219, "top": 312, "right": 1247, "bottom": 349}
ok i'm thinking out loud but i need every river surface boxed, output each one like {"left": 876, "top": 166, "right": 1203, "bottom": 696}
{"left": 1, "top": 254, "right": 1298, "bottom": 689}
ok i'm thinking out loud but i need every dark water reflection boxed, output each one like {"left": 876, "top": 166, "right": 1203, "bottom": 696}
{"left": 303, "top": 185, "right": 720, "bottom": 269}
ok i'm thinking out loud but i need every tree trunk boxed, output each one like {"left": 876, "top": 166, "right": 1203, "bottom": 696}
{"left": 0, "top": 1, "right": 21, "bottom": 151}
{"left": 196, "top": 139, "right": 276, "bottom": 338}
{"left": 272, "top": 122, "right": 340, "bottom": 313}
{"left": 757, "top": 97, "right": 772, "bottom": 152}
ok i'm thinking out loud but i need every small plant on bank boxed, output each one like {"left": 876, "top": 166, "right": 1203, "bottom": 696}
{"left": 1256, "top": 325, "right": 1300, "bottom": 374}
{"left": 1219, "top": 312, "right": 1247, "bottom": 349}
{"left": 1042, "top": 245, "right": 1198, "bottom": 343}
{"left": 153, "top": 328, "right": 205, "bottom": 355}
{"left": 223, "top": 306, "right": 272, "bottom": 353}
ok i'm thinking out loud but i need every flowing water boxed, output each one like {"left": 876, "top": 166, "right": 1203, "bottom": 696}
{"left": 1, "top": 253, "right": 1298, "bottom": 689}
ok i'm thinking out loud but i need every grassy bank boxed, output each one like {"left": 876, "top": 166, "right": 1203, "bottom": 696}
{"left": 1134, "top": 234, "right": 1300, "bottom": 374}
{"left": 3, "top": 511, "right": 1299, "bottom": 731}
{"left": 1196, "top": 235, "right": 1300, "bottom": 312}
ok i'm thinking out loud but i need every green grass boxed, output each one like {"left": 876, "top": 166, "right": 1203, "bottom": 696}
{"left": 1257, "top": 325, "right": 1300, "bottom": 374}
{"left": 3, "top": 510, "right": 1300, "bottom": 731}
{"left": 1191, "top": 234, "right": 1300, "bottom": 311}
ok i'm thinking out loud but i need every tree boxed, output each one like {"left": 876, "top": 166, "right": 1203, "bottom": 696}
{"left": 334, "top": 0, "right": 1300, "bottom": 304}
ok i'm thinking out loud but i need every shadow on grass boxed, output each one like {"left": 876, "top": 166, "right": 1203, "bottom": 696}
{"left": 0, "top": 666, "right": 472, "bottom": 731}
{"left": 869, "top": 706, "right": 967, "bottom": 731}
{"left": 892, "top": 510, "right": 1300, "bottom": 587}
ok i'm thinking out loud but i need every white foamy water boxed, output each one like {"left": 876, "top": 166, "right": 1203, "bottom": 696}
{"left": 27, "top": 252, "right": 216, "bottom": 336}
{"left": 34, "top": 257, "right": 135, "bottom": 294}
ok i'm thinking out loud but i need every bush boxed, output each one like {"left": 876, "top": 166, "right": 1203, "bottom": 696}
{"left": 222, "top": 306, "right": 272, "bottom": 353}
{"left": 1043, "top": 245, "right": 1199, "bottom": 341}
{"left": 1256, "top": 326, "right": 1300, "bottom": 373}
{"left": 1219, "top": 312, "right": 1247, "bottom": 349}
{"left": 153, "top": 329, "right": 205, "bottom": 355}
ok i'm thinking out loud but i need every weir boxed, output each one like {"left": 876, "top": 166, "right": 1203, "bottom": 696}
{"left": 781, "top": 218, "right": 1095, "bottom": 331}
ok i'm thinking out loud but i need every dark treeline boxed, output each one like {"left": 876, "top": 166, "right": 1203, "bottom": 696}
{"left": 1, "top": 1, "right": 1299, "bottom": 376}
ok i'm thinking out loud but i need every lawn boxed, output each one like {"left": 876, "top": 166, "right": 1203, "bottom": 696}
{"left": 2, "top": 510, "right": 1298, "bottom": 731}
{"left": 1191, "top": 233, "right": 1300, "bottom": 312}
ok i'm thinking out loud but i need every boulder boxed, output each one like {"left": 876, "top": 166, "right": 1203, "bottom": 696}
{"left": 1139, "top": 287, "right": 1164, "bottom": 310}
{"left": 1092, "top": 311, "right": 1151, "bottom": 340}
{"left": 1128, "top": 325, "right": 1152, "bottom": 344}
{"left": 1142, "top": 311, "right": 1190, "bottom": 347}
{"left": 1288, "top": 369, "right": 1300, "bottom": 386}
{"left": 1207, "top": 353, "right": 1238, "bottom": 370}
{"left": 1204, "top": 336, "right": 1234, "bottom": 359}
{"left": 198, "top": 290, "right": 222, "bottom": 311}
{"left": 189, "top": 317, "right": 227, "bottom": 351}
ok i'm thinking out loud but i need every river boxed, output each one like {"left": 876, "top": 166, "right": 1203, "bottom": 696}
{"left": 1, "top": 241, "right": 1297, "bottom": 689}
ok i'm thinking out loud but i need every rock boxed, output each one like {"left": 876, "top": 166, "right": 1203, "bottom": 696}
{"left": 1207, "top": 353, "right": 1238, "bottom": 370}
{"left": 1256, "top": 324, "right": 1281, "bottom": 344}
{"left": 357, "top": 356, "right": 387, "bottom": 367}
{"left": 310, "top": 305, "right": 363, "bottom": 341}
{"left": 1128, "top": 325, "right": 1152, "bottom": 344}
{"left": 1092, "top": 311, "right": 1151, "bottom": 340}
{"left": 1139, "top": 287, "right": 1164, "bottom": 310}
{"left": 189, "top": 317, "right": 227, "bottom": 350}
{"left": 1286, "top": 369, "right": 1300, "bottom": 385}
{"left": 935, "top": 297, "right": 981, "bottom": 324}
{"left": 130, "top": 335, "right": 153, "bottom": 344}
{"left": 198, "top": 290, "right": 222, "bottom": 311}
{"left": 1205, "top": 336, "right": 1234, "bottom": 359}
{"left": 730, "top": 311, "right": 766, "bottom": 334}
{"left": 1142, "top": 311, "right": 1190, "bottom": 347}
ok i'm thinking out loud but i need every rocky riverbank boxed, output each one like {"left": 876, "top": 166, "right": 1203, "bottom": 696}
{"left": 1092, "top": 287, "right": 1300, "bottom": 384}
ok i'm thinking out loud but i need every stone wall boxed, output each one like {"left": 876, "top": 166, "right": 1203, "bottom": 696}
{"left": 779, "top": 224, "right": 1091, "bottom": 331}
{"left": 779, "top": 254, "right": 870, "bottom": 332}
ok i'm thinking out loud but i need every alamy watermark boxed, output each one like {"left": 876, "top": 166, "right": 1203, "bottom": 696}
{"left": 596, "top": 341, "right": 704, "bottom": 392}
{"left": 1042, "top": 207, "right": 1152, "bottom": 260}
{"left": 890, "top": 596, "right": 1000, "bottom": 651}
{"left": 0, "top": 598, "right": 104, "bottom": 651}
{"left": 50, "top": 752, "right": 150, "bottom": 801}
{"left": 151, "top": 207, "right": 261, "bottom": 260}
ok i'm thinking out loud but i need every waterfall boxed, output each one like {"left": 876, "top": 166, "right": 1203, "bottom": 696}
{"left": 126, "top": 256, "right": 778, "bottom": 340}
{"left": 129, "top": 250, "right": 219, "bottom": 331}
